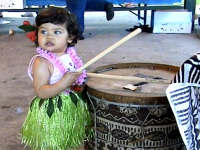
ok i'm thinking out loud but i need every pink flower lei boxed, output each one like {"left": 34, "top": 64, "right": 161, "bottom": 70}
{"left": 36, "top": 47, "right": 87, "bottom": 85}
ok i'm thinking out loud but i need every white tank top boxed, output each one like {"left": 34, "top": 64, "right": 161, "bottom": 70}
{"left": 28, "top": 54, "right": 76, "bottom": 84}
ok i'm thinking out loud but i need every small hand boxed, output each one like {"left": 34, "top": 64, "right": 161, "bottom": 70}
{"left": 61, "top": 71, "right": 82, "bottom": 88}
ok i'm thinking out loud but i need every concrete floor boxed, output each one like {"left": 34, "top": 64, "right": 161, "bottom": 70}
{"left": 0, "top": 10, "right": 200, "bottom": 149}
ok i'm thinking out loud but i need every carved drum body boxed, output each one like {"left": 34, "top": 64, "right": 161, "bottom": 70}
{"left": 86, "top": 63, "right": 184, "bottom": 150}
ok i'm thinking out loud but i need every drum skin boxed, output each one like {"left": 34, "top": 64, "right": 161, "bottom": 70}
{"left": 85, "top": 63, "right": 184, "bottom": 150}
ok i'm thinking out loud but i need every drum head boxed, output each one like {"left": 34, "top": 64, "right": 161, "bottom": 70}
{"left": 86, "top": 63, "right": 179, "bottom": 105}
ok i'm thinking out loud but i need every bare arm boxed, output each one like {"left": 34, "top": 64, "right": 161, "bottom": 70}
{"left": 32, "top": 57, "right": 82, "bottom": 99}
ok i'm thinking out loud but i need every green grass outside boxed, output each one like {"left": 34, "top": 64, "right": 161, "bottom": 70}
{"left": 179, "top": 0, "right": 200, "bottom": 5}
{"left": 197, "top": 0, "right": 200, "bottom": 5}
{"left": 176, "top": 0, "right": 199, "bottom": 5}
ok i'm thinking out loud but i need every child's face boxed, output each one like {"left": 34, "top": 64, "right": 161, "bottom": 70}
{"left": 38, "top": 23, "right": 71, "bottom": 56}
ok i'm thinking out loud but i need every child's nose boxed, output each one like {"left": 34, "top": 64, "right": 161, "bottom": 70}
{"left": 46, "top": 32, "right": 54, "bottom": 39}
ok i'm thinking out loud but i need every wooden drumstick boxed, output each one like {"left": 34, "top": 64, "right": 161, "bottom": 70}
{"left": 87, "top": 73, "right": 171, "bottom": 84}
{"left": 76, "top": 28, "right": 142, "bottom": 72}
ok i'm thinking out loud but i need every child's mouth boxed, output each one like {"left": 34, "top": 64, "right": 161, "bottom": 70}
{"left": 45, "top": 42, "right": 54, "bottom": 46}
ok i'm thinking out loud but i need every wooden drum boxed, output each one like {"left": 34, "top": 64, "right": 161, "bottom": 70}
{"left": 85, "top": 63, "right": 184, "bottom": 150}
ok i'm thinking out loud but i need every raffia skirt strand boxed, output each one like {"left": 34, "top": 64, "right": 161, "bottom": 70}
{"left": 20, "top": 93, "right": 92, "bottom": 150}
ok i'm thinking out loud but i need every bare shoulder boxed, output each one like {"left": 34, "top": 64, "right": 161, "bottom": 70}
{"left": 33, "top": 56, "right": 49, "bottom": 65}
{"left": 32, "top": 56, "right": 53, "bottom": 73}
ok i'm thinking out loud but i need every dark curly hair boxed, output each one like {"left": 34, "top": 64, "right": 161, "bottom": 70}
{"left": 35, "top": 7, "right": 79, "bottom": 47}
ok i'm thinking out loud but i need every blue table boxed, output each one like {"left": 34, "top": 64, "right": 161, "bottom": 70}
{"left": 25, "top": 0, "right": 182, "bottom": 6}
{"left": 106, "top": 0, "right": 181, "bottom": 5}
{"left": 0, "top": 0, "right": 195, "bottom": 32}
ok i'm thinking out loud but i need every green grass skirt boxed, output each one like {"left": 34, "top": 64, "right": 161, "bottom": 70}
{"left": 20, "top": 93, "right": 92, "bottom": 150}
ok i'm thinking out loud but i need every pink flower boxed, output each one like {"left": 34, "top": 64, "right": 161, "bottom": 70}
{"left": 37, "top": 47, "right": 87, "bottom": 86}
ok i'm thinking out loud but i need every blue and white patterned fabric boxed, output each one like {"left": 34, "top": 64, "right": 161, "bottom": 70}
{"left": 166, "top": 53, "right": 200, "bottom": 150}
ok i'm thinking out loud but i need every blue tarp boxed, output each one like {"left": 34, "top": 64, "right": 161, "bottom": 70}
{"left": 26, "top": 0, "right": 182, "bottom": 6}
{"left": 107, "top": 0, "right": 182, "bottom": 5}
{"left": 26, "top": 0, "right": 66, "bottom": 6}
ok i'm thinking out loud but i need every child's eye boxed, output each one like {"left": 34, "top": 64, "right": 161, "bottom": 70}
{"left": 54, "top": 31, "right": 61, "bottom": 34}
{"left": 41, "top": 30, "right": 47, "bottom": 35}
